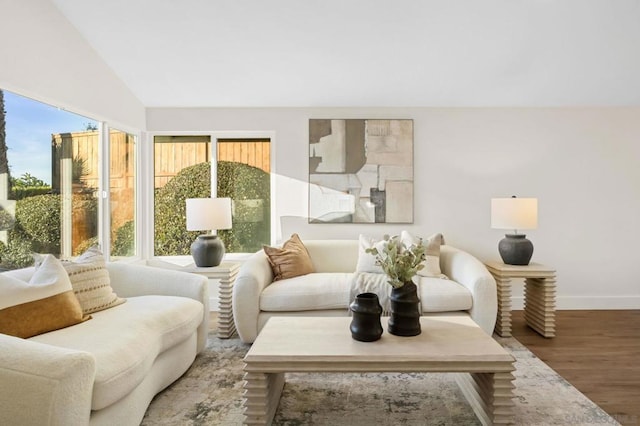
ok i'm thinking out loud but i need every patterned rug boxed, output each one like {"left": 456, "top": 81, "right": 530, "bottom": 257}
{"left": 142, "top": 332, "right": 619, "bottom": 426}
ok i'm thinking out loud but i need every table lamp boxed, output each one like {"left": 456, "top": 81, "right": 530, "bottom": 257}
{"left": 491, "top": 196, "right": 538, "bottom": 265}
{"left": 186, "top": 197, "right": 232, "bottom": 267}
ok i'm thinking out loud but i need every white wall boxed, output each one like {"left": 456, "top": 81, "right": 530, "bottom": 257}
{"left": 0, "top": 0, "right": 145, "bottom": 130}
{"left": 147, "top": 107, "right": 640, "bottom": 310}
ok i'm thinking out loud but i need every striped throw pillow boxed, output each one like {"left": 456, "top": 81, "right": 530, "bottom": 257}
{"left": 62, "top": 247, "right": 125, "bottom": 315}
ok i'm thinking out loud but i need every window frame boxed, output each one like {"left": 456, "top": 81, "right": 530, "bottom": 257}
{"left": 145, "top": 130, "right": 276, "bottom": 261}
{"left": 0, "top": 88, "right": 143, "bottom": 264}
{"left": 101, "top": 123, "right": 142, "bottom": 261}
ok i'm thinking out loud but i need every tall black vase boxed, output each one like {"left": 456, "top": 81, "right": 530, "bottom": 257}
{"left": 349, "top": 293, "right": 383, "bottom": 342}
{"left": 388, "top": 281, "right": 421, "bottom": 337}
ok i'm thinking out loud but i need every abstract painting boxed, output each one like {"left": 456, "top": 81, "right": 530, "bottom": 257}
{"left": 309, "top": 119, "right": 413, "bottom": 223}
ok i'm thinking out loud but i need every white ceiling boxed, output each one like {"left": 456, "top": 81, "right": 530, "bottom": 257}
{"left": 52, "top": 0, "right": 640, "bottom": 108}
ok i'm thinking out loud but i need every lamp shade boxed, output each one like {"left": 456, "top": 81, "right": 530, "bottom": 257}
{"left": 186, "top": 198, "right": 232, "bottom": 231}
{"left": 491, "top": 197, "right": 538, "bottom": 231}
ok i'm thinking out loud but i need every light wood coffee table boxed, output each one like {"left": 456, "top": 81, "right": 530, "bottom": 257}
{"left": 242, "top": 316, "right": 515, "bottom": 426}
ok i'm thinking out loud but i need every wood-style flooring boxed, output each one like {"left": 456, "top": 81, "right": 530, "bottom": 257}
{"left": 511, "top": 310, "right": 640, "bottom": 426}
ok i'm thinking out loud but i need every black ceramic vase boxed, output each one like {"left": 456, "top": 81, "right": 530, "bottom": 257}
{"left": 388, "top": 281, "right": 421, "bottom": 337}
{"left": 349, "top": 293, "right": 383, "bottom": 342}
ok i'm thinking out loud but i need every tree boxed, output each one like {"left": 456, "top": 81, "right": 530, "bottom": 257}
{"left": 0, "top": 89, "right": 10, "bottom": 185}
{"left": 11, "top": 173, "right": 48, "bottom": 188}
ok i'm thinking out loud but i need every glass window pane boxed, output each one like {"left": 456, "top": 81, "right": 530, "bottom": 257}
{"left": 153, "top": 135, "right": 211, "bottom": 256}
{"left": 110, "top": 129, "right": 136, "bottom": 259}
{"left": 217, "top": 139, "right": 271, "bottom": 253}
{"left": 0, "top": 89, "right": 98, "bottom": 269}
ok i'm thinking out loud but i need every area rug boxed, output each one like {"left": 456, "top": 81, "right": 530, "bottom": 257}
{"left": 142, "top": 333, "right": 619, "bottom": 426}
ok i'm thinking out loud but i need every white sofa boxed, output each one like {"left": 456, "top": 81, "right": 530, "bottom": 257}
{"left": 0, "top": 263, "right": 209, "bottom": 426}
{"left": 233, "top": 240, "right": 497, "bottom": 343}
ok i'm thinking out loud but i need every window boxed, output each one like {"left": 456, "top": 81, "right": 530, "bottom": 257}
{"left": 217, "top": 138, "right": 271, "bottom": 253}
{"left": 0, "top": 88, "right": 138, "bottom": 269}
{"left": 109, "top": 129, "right": 136, "bottom": 259}
{"left": 153, "top": 135, "right": 271, "bottom": 257}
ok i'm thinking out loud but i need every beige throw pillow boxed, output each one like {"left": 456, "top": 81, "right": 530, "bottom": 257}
{"left": 400, "top": 231, "right": 447, "bottom": 278}
{"left": 355, "top": 234, "right": 386, "bottom": 274}
{"left": 0, "top": 255, "right": 89, "bottom": 338}
{"left": 61, "top": 247, "right": 126, "bottom": 315}
{"left": 263, "top": 234, "right": 315, "bottom": 281}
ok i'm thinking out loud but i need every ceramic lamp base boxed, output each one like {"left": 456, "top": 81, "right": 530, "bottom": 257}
{"left": 498, "top": 234, "right": 533, "bottom": 265}
{"left": 191, "top": 234, "right": 225, "bottom": 267}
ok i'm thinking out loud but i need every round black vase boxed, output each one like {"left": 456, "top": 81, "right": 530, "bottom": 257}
{"left": 349, "top": 293, "right": 383, "bottom": 342}
{"left": 388, "top": 281, "right": 421, "bottom": 337}
{"left": 498, "top": 234, "right": 534, "bottom": 265}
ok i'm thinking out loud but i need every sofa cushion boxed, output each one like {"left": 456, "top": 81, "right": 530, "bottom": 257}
{"left": 400, "top": 231, "right": 446, "bottom": 278}
{"left": 305, "top": 240, "right": 359, "bottom": 273}
{"left": 0, "top": 255, "right": 89, "bottom": 338}
{"left": 418, "top": 277, "right": 473, "bottom": 312}
{"left": 260, "top": 272, "right": 352, "bottom": 311}
{"left": 29, "top": 295, "right": 203, "bottom": 411}
{"left": 355, "top": 234, "right": 386, "bottom": 273}
{"left": 263, "top": 233, "right": 315, "bottom": 281}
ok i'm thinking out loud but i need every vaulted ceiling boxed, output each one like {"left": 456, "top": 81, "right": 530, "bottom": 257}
{"left": 52, "top": 0, "right": 640, "bottom": 107}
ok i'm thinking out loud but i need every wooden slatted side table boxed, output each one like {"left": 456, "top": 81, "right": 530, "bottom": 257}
{"left": 184, "top": 262, "right": 241, "bottom": 339}
{"left": 146, "top": 259, "right": 241, "bottom": 339}
{"left": 484, "top": 261, "right": 557, "bottom": 338}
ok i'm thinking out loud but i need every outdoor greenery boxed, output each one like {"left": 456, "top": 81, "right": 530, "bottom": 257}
{"left": 0, "top": 193, "right": 98, "bottom": 269}
{"left": 11, "top": 172, "right": 48, "bottom": 188}
{"left": 112, "top": 220, "right": 135, "bottom": 257}
{"left": 0, "top": 89, "right": 9, "bottom": 178}
{"left": 0, "top": 194, "right": 61, "bottom": 269}
{"left": 154, "top": 161, "right": 270, "bottom": 256}
{"left": 0, "top": 208, "right": 15, "bottom": 231}
{"left": 9, "top": 173, "right": 52, "bottom": 200}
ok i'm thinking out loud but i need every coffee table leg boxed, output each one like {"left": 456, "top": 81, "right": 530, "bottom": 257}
{"left": 243, "top": 371, "right": 285, "bottom": 425}
{"left": 455, "top": 371, "right": 515, "bottom": 425}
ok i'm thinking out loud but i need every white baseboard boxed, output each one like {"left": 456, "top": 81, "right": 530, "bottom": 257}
{"left": 511, "top": 296, "right": 640, "bottom": 310}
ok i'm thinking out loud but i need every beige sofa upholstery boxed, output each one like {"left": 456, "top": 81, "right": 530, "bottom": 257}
{"left": 0, "top": 263, "right": 208, "bottom": 426}
{"left": 233, "top": 240, "right": 497, "bottom": 343}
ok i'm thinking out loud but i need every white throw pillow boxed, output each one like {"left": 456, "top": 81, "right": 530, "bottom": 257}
{"left": 355, "top": 234, "right": 386, "bottom": 274}
{"left": 0, "top": 255, "right": 88, "bottom": 338}
{"left": 400, "top": 231, "right": 446, "bottom": 278}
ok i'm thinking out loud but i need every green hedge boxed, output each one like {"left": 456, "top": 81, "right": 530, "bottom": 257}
{"left": 112, "top": 220, "right": 135, "bottom": 256}
{"left": 0, "top": 193, "right": 98, "bottom": 269}
{"left": 154, "top": 161, "right": 270, "bottom": 256}
{"left": 10, "top": 186, "right": 52, "bottom": 200}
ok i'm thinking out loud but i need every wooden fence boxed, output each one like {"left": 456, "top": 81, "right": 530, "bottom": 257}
{"left": 51, "top": 130, "right": 135, "bottom": 255}
{"left": 154, "top": 138, "right": 271, "bottom": 188}
{"left": 53, "top": 133, "right": 271, "bottom": 190}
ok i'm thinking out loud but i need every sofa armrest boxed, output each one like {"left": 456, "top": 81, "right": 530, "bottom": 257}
{"left": 106, "top": 263, "right": 209, "bottom": 352}
{"left": 440, "top": 246, "right": 497, "bottom": 335}
{"left": 0, "top": 333, "right": 95, "bottom": 426}
{"left": 232, "top": 250, "right": 274, "bottom": 343}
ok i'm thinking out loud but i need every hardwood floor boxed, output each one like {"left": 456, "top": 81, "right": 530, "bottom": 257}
{"left": 511, "top": 310, "right": 640, "bottom": 426}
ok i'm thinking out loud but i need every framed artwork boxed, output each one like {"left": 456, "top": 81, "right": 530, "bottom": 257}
{"left": 309, "top": 119, "right": 413, "bottom": 223}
